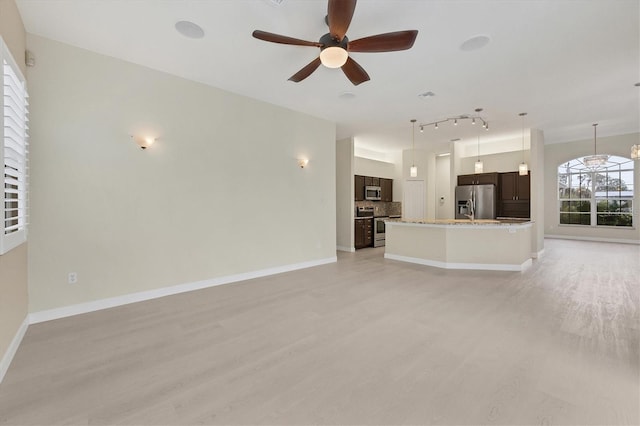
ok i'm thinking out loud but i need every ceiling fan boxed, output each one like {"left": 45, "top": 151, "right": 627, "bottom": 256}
{"left": 252, "top": 0, "right": 418, "bottom": 85}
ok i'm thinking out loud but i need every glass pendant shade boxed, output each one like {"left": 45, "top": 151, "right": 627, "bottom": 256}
{"left": 583, "top": 154, "right": 608, "bottom": 168}
{"left": 631, "top": 144, "right": 640, "bottom": 160}
{"left": 519, "top": 162, "right": 528, "bottom": 175}
{"left": 319, "top": 47, "right": 348, "bottom": 68}
{"left": 474, "top": 160, "right": 483, "bottom": 173}
{"left": 410, "top": 165, "right": 418, "bottom": 177}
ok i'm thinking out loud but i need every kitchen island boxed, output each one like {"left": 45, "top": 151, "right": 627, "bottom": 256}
{"left": 384, "top": 219, "right": 533, "bottom": 271}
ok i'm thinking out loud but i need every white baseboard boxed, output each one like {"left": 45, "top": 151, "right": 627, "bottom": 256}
{"left": 29, "top": 256, "right": 337, "bottom": 325}
{"left": 336, "top": 245, "right": 355, "bottom": 253}
{"left": 384, "top": 253, "right": 531, "bottom": 272}
{"left": 532, "top": 248, "right": 545, "bottom": 259}
{"left": 0, "top": 315, "right": 29, "bottom": 383}
{"left": 545, "top": 234, "right": 640, "bottom": 245}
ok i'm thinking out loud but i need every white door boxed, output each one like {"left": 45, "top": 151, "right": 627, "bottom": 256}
{"left": 404, "top": 180, "right": 425, "bottom": 219}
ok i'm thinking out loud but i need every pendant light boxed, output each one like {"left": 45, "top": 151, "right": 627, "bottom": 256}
{"left": 631, "top": 144, "right": 639, "bottom": 160}
{"left": 518, "top": 112, "right": 528, "bottom": 175}
{"left": 410, "top": 119, "right": 418, "bottom": 177}
{"left": 474, "top": 135, "right": 483, "bottom": 173}
{"left": 583, "top": 123, "right": 608, "bottom": 169}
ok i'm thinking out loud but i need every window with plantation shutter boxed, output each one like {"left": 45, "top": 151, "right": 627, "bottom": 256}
{"left": 1, "top": 38, "right": 28, "bottom": 255}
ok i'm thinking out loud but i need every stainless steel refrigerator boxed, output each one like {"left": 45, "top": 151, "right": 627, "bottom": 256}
{"left": 455, "top": 184, "right": 496, "bottom": 220}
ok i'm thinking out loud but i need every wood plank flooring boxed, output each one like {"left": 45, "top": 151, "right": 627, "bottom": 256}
{"left": 0, "top": 238, "right": 638, "bottom": 425}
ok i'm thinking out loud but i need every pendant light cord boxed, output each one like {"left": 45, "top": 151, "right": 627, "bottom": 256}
{"left": 520, "top": 112, "right": 527, "bottom": 162}
{"left": 411, "top": 119, "right": 416, "bottom": 166}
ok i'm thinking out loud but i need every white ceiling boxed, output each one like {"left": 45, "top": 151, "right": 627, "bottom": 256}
{"left": 16, "top": 0, "right": 640, "bottom": 155}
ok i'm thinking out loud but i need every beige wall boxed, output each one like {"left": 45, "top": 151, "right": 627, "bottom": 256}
{"left": 544, "top": 132, "right": 639, "bottom": 243}
{"left": 435, "top": 155, "right": 452, "bottom": 219}
{"left": 0, "top": 0, "right": 26, "bottom": 76}
{"left": 26, "top": 35, "right": 337, "bottom": 313}
{"left": 336, "top": 138, "right": 354, "bottom": 251}
{"left": 0, "top": 0, "right": 28, "bottom": 377}
{"left": 459, "top": 150, "right": 527, "bottom": 175}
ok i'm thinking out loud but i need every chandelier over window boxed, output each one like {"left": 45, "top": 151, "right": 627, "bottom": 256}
{"left": 582, "top": 123, "right": 609, "bottom": 170}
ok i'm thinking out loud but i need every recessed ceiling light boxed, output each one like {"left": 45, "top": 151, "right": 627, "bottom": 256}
{"left": 450, "top": 138, "right": 461, "bottom": 142}
{"left": 460, "top": 35, "right": 491, "bottom": 51}
{"left": 339, "top": 91, "right": 356, "bottom": 100}
{"left": 437, "top": 152, "right": 451, "bottom": 157}
{"left": 263, "top": 0, "right": 286, "bottom": 6}
{"left": 175, "top": 21, "right": 205, "bottom": 39}
{"left": 635, "top": 82, "right": 640, "bottom": 87}
{"left": 418, "top": 91, "right": 435, "bottom": 99}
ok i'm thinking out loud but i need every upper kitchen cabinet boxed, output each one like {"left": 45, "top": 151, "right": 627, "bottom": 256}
{"left": 355, "top": 175, "right": 393, "bottom": 201}
{"left": 380, "top": 178, "right": 393, "bottom": 202}
{"left": 364, "top": 176, "right": 380, "bottom": 186}
{"left": 457, "top": 172, "right": 499, "bottom": 186}
{"left": 500, "top": 171, "right": 530, "bottom": 201}
{"left": 354, "top": 175, "right": 365, "bottom": 201}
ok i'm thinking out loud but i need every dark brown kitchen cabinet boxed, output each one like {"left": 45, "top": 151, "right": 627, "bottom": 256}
{"left": 355, "top": 175, "right": 392, "bottom": 201}
{"left": 354, "top": 175, "right": 365, "bottom": 201}
{"left": 354, "top": 218, "right": 373, "bottom": 249}
{"left": 363, "top": 176, "right": 380, "bottom": 186}
{"left": 499, "top": 171, "right": 531, "bottom": 218}
{"left": 500, "top": 171, "right": 530, "bottom": 201}
{"left": 457, "top": 172, "right": 499, "bottom": 186}
{"left": 380, "top": 178, "right": 393, "bottom": 202}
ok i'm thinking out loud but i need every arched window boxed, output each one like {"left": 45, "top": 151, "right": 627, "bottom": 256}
{"left": 558, "top": 156, "right": 634, "bottom": 227}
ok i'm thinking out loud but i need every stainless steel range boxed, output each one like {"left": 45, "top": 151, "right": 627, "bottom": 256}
{"left": 373, "top": 216, "right": 387, "bottom": 247}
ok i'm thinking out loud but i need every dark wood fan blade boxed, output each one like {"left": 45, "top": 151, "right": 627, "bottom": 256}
{"left": 341, "top": 56, "right": 370, "bottom": 86}
{"left": 348, "top": 30, "right": 418, "bottom": 52}
{"left": 252, "top": 30, "right": 322, "bottom": 47}
{"left": 327, "top": 0, "right": 357, "bottom": 41}
{"left": 288, "top": 57, "right": 322, "bottom": 82}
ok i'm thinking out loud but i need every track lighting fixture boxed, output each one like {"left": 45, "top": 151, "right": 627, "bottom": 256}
{"left": 417, "top": 108, "right": 488, "bottom": 132}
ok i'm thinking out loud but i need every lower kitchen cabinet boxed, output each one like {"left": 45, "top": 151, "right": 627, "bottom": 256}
{"left": 354, "top": 218, "right": 373, "bottom": 249}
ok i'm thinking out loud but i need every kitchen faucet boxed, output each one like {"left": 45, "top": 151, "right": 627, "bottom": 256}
{"left": 464, "top": 191, "right": 475, "bottom": 221}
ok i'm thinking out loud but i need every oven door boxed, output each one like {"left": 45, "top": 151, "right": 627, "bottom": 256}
{"left": 374, "top": 217, "right": 387, "bottom": 247}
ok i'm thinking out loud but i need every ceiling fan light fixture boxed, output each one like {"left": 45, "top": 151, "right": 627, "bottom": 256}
{"left": 320, "top": 46, "right": 348, "bottom": 68}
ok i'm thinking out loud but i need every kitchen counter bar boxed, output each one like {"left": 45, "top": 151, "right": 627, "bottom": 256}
{"left": 384, "top": 219, "right": 532, "bottom": 271}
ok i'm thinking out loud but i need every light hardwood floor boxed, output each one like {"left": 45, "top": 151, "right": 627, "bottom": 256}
{"left": 0, "top": 239, "right": 638, "bottom": 425}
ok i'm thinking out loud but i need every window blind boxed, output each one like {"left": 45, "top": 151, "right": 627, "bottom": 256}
{"left": 1, "top": 38, "right": 28, "bottom": 255}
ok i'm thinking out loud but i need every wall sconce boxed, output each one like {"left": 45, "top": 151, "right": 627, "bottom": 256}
{"left": 298, "top": 158, "right": 309, "bottom": 168}
{"left": 131, "top": 135, "right": 156, "bottom": 150}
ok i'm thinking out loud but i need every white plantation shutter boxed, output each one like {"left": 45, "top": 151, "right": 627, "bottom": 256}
{"left": 1, "top": 38, "right": 28, "bottom": 254}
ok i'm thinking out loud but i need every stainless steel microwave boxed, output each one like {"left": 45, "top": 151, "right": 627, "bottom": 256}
{"left": 365, "top": 186, "right": 382, "bottom": 201}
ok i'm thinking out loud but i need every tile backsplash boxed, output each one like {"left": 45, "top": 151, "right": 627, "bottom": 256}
{"left": 355, "top": 201, "right": 402, "bottom": 217}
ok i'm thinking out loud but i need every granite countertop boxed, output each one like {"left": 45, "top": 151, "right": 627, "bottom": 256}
{"left": 388, "top": 218, "right": 533, "bottom": 226}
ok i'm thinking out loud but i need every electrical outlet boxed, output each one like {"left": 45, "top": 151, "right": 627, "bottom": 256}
{"left": 68, "top": 272, "right": 78, "bottom": 284}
